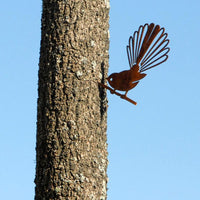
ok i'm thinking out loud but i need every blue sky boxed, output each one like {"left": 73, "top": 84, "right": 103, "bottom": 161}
{"left": 1, "top": 0, "right": 200, "bottom": 199}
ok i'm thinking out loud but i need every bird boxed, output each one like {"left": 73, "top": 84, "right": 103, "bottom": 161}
{"left": 105, "top": 23, "right": 170, "bottom": 103}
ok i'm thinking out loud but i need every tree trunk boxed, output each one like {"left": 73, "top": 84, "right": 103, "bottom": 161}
{"left": 35, "top": 0, "right": 110, "bottom": 199}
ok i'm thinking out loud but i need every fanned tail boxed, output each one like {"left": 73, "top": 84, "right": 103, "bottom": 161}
{"left": 127, "top": 23, "right": 170, "bottom": 72}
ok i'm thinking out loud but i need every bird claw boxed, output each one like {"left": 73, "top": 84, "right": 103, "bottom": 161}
{"left": 120, "top": 94, "right": 126, "bottom": 99}
{"left": 120, "top": 92, "right": 128, "bottom": 99}
{"left": 110, "top": 90, "right": 115, "bottom": 94}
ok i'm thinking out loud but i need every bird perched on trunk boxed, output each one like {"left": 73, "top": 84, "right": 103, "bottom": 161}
{"left": 100, "top": 23, "right": 170, "bottom": 105}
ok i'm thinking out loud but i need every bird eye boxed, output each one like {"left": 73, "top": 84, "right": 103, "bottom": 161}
{"left": 110, "top": 78, "right": 113, "bottom": 81}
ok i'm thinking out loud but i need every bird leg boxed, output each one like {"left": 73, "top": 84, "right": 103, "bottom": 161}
{"left": 98, "top": 82, "right": 137, "bottom": 105}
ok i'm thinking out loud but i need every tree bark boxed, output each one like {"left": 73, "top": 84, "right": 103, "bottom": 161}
{"left": 35, "top": 0, "right": 110, "bottom": 199}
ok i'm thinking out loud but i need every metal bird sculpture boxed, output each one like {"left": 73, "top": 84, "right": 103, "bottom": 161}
{"left": 99, "top": 23, "right": 170, "bottom": 105}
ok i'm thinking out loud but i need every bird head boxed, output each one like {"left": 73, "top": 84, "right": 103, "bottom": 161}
{"left": 106, "top": 73, "right": 118, "bottom": 88}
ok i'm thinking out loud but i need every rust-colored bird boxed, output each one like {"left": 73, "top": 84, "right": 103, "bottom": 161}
{"left": 100, "top": 23, "right": 170, "bottom": 105}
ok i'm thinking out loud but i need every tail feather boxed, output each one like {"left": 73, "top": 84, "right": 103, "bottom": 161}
{"left": 126, "top": 23, "right": 170, "bottom": 73}
{"left": 137, "top": 24, "right": 160, "bottom": 64}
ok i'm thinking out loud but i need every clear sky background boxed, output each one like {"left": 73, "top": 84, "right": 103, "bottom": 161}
{"left": 0, "top": 0, "right": 200, "bottom": 199}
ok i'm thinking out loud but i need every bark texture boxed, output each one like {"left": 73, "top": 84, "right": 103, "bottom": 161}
{"left": 35, "top": 0, "right": 109, "bottom": 199}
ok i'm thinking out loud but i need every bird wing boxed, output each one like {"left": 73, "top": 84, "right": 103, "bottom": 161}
{"left": 126, "top": 23, "right": 170, "bottom": 72}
